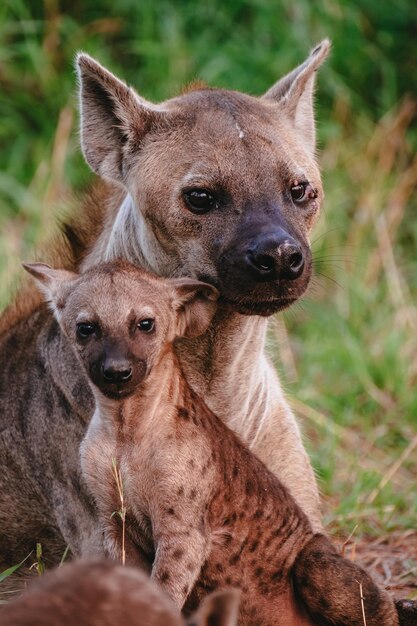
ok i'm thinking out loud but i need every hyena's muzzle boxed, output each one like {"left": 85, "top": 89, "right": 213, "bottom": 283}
{"left": 213, "top": 211, "right": 312, "bottom": 316}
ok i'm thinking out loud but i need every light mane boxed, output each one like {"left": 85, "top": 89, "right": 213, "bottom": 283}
{"left": 102, "top": 194, "right": 155, "bottom": 269}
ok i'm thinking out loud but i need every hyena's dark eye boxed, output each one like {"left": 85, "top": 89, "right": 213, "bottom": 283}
{"left": 76, "top": 322, "right": 97, "bottom": 339}
{"left": 290, "top": 181, "right": 317, "bottom": 204}
{"left": 183, "top": 189, "right": 218, "bottom": 214}
{"left": 137, "top": 318, "right": 155, "bottom": 333}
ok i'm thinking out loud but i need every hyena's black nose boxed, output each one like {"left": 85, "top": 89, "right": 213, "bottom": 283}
{"left": 246, "top": 233, "right": 305, "bottom": 282}
{"left": 101, "top": 359, "right": 133, "bottom": 384}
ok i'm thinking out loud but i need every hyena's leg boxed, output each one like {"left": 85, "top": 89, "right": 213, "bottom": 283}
{"left": 293, "top": 534, "right": 399, "bottom": 626}
{"left": 152, "top": 527, "right": 210, "bottom": 609}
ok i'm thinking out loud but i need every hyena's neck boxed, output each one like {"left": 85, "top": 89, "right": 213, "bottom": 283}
{"left": 175, "top": 308, "right": 272, "bottom": 445}
{"left": 102, "top": 350, "right": 186, "bottom": 439}
{"left": 83, "top": 192, "right": 274, "bottom": 447}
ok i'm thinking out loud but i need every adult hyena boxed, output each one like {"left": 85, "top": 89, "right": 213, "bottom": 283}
{"left": 0, "top": 41, "right": 329, "bottom": 569}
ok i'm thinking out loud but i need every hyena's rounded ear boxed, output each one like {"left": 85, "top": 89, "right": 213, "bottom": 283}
{"left": 76, "top": 53, "right": 165, "bottom": 183}
{"left": 169, "top": 278, "right": 219, "bottom": 338}
{"left": 262, "top": 39, "right": 330, "bottom": 155}
{"left": 395, "top": 598, "right": 417, "bottom": 626}
{"left": 22, "top": 263, "right": 78, "bottom": 305}
{"left": 187, "top": 589, "right": 240, "bottom": 626}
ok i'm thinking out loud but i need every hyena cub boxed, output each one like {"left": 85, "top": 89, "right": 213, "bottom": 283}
{"left": 0, "top": 560, "right": 239, "bottom": 626}
{"left": 24, "top": 260, "right": 400, "bottom": 626}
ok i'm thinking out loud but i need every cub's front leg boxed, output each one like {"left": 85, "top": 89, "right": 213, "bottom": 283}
{"left": 152, "top": 525, "right": 210, "bottom": 608}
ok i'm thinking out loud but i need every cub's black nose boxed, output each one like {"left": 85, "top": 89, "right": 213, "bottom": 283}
{"left": 101, "top": 359, "right": 133, "bottom": 384}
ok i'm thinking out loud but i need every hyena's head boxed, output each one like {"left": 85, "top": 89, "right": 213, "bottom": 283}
{"left": 23, "top": 261, "right": 218, "bottom": 400}
{"left": 76, "top": 40, "right": 330, "bottom": 316}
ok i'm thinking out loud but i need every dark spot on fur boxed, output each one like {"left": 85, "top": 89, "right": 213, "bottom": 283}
{"left": 249, "top": 540, "right": 259, "bottom": 552}
{"left": 239, "top": 511, "right": 245, "bottom": 520}
{"left": 64, "top": 515, "right": 77, "bottom": 538}
{"left": 160, "top": 571, "right": 170, "bottom": 583}
{"left": 253, "top": 509, "right": 263, "bottom": 519}
{"left": 58, "top": 392, "right": 72, "bottom": 417}
{"left": 270, "top": 570, "right": 282, "bottom": 583}
{"left": 190, "top": 489, "right": 197, "bottom": 500}
{"left": 245, "top": 480, "right": 254, "bottom": 496}
{"left": 201, "top": 580, "right": 216, "bottom": 594}
{"left": 177, "top": 407, "right": 189, "bottom": 420}
{"left": 224, "top": 534, "right": 233, "bottom": 546}
{"left": 255, "top": 567, "right": 264, "bottom": 576}
{"left": 229, "top": 552, "right": 241, "bottom": 566}
{"left": 211, "top": 450, "right": 217, "bottom": 461}
{"left": 259, "top": 582, "right": 271, "bottom": 596}
{"left": 233, "top": 464, "right": 239, "bottom": 477}
{"left": 225, "top": 576, "right": 233, "bottom": 585}
{"left": 47, "top": 319, "right": 59, "bottom": 341}
{"left": 166, "top": 507, "right": 176, "bottom": 516}
{"left": 173, "top": 548, "right": 184, "bottom": 560}
{"left": 188, "top": 459, "right": 195, "bottom": 469}
{"left": 297, "top": 575, "right": 308, "bottom": 588}
{"left": 177, "top": 486, "right": 184, "bottom": 496}
{"left": 215, "top": 563, "right": 225, "bottom": 573}
{"left": 319, "top": 597, "right": 330, "bottom": 611}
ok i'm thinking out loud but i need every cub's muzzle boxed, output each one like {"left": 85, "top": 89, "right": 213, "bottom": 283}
{"left": 90, "top": 353, "right": 147, "bottom": 399}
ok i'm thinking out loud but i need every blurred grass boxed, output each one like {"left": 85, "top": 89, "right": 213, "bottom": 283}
{"left": 0, "top": 0, "right": 416, "bottom": 537}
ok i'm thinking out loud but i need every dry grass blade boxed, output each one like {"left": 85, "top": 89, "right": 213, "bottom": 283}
{"left": 341, "top": 524, "right": 358, "bottom": 558}
{"left": 357, "top": 580, "right": 368, "bottom": 626}
{"left": 290, "top": 398, "right": 357, "bottom": 443}
{"left": 111, "top": 457, "right": 126, "bottom": 566}
{"left": 365, "top": 433, "right": 417, "bottom": 505}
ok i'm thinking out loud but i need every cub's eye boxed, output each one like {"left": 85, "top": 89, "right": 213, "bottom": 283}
{"left": 76, "top": 322, "right": 97, "bottom": 339}
{"left": 183, "top": 189, "right": 217, "bottom": 214}
{"left": 137, "top": 318, "right": 155, "bottom": 333}
{"left": 290, "top": 181, "right": 317, "bottom": 204}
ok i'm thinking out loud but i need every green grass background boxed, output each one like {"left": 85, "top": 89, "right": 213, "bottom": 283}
{"left": 1, "top": 0, "right": 416, "bottom": 536}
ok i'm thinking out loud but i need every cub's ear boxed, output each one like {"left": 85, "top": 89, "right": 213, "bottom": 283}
{"left": 395, "top": 598, "right": 417, "bottom": 626}
{"left": 76, "top": 53, "right": 164, "bottom": 183}
{"left": 22, "top": 263, "right": 78, "bottom": 307}
{"left": 263, "top": 39, "right": 330, "bottom": 155}
{"left": 169, "top": 278, "right": 219, "bottom": 338}
{"left": 187, "top": 589, "right": 240, "bottom": 626}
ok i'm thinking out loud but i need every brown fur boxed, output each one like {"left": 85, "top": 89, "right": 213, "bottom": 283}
{"left": 0, "top": 560, "right": 239, "bottom": 626}
{"left": 29, "top": 260, "right": 400, "bottom": 626}
{"left": 1, "top": 43, "right": 330, "bottom": 572}
{"left": 0, "top": 181, "right": 122, "bottom": 338}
